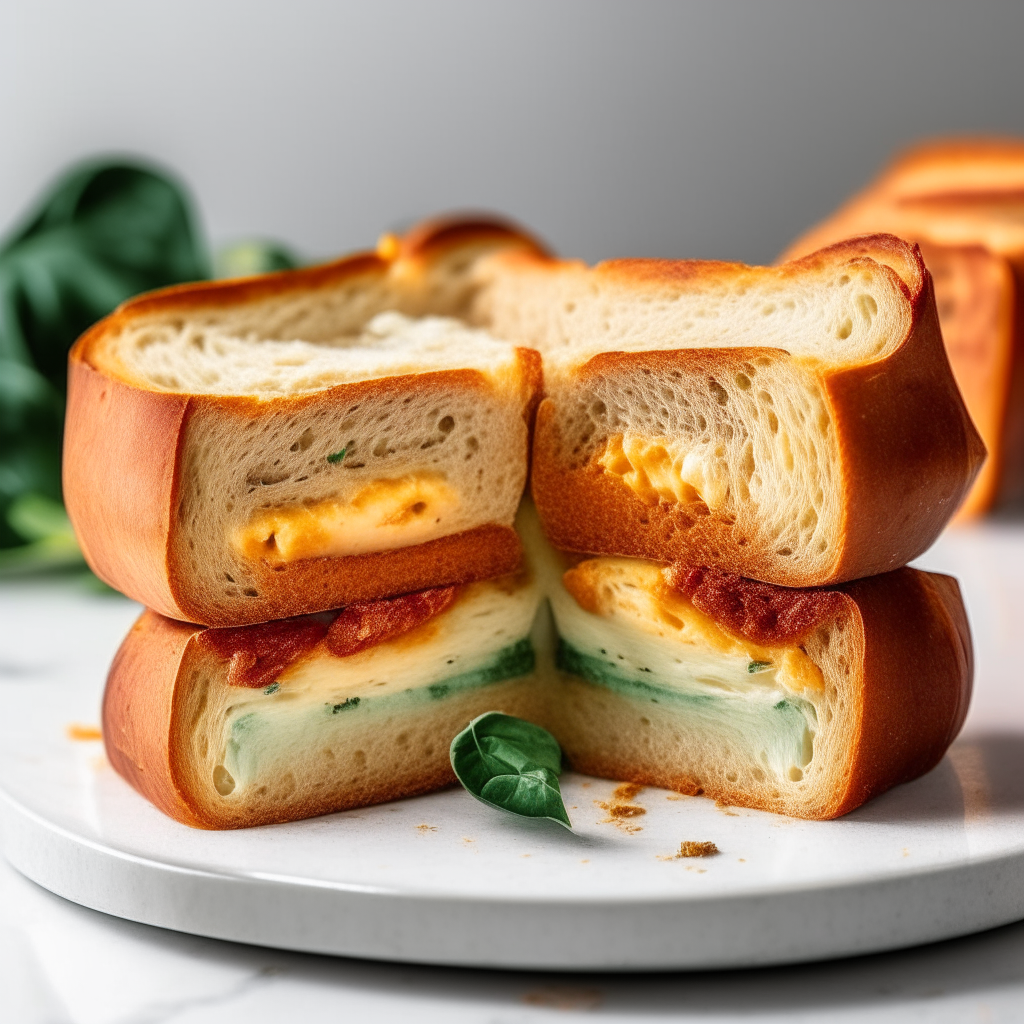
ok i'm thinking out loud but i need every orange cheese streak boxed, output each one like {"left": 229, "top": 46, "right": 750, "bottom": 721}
{"left": 198, "top": 585, "right": 461, "bottom": 688}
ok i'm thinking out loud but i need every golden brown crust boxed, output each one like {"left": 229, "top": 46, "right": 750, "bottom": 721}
{"left": 554, "top": 568, "right": 972, "bottom": 820}
{"left": 63, "top": 359, "right": 186, "bottom": 615}
{"left": 65, "top": 217, "right": 543, "bottom": 626}
{"left": 101, "top": 612, "right": 205, "bottom": 827}
{"left": 531, "top": 239, "right": 985, "bottom": 586}
{"left": 830, "top": 570, "right": 973, "bottom": 817}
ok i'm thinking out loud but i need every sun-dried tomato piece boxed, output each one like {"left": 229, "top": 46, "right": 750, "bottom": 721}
{"left": 325, "top": 585, "right": 461, "bottom": 659}
{"left": 199, "top": 617, "right": 328, "bottom": 688}
{"left": 666, "top": 565, "right": 845, "bottom": 646}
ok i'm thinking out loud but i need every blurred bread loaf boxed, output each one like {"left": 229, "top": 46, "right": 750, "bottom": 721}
{"left": 781, "top": 138, "right": 1024, "bottom": 517}
{"left": 64, "top": 218, "right": 545, "bottom": 627}
{"left": 477, "top": 235, "right": 984, "bottom": 587}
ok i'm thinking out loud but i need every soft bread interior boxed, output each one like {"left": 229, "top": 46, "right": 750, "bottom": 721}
{"left": 171, "top": 572, "right": 545, "bottom": 827}
{"left": 520, "top": 506, "right": 860, "bottom": 818}
{"left": 546, "top": 352, "right": 839, "bottom": 578}
{"left": 476, "top": 249, "right": 912, "bottom": 369}
{"left": 112, "top": 311, "right": 522, "bottom": 396}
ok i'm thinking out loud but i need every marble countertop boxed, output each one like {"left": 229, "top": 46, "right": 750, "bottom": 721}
{"left": 3, "top": 847, "right": 1024, "bottom": 1023}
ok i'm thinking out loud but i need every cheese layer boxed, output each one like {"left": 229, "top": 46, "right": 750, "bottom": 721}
{"left": 233, "top": 473, "right": 460, "bottom": 562}
{"left": 203, "top": 573, "right": 541, "bottom": 798}
{"left": 550, "top": 556, "right": 820, "bottom": 780}
{"left": 598, "top": 434, "right": 730, "bottom": 511}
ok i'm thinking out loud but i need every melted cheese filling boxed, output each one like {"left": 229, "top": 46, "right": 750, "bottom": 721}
{"left": 233, "top": 473, "right": 460, "bottom": 562}
{"left": 551, "top": 556, "right": 821, "bottom": 780}
{"left": 206, "top": 573, "right": 540, "bottom": 798}
{"left": 597, "top": 434, "right": 730, "bottom": 511}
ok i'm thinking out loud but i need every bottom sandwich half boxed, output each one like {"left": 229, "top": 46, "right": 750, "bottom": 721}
{"left": 104, "top": 515, "right": 974, "bottom": 828}
{"left": 533, "top": 539, "right": 973, "bottom": 820}
{"left": 103, "top": 571, "right": 546, "bottom": 829}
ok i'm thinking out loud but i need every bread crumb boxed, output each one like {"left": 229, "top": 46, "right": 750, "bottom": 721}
{"left": 596, "top": 787, "right": 647, "bottom": 832}
{"left": 612, "top": 783, "right": 644, "bottom": 802}
{"left": 666, "top": 793, "right": 686, "bottom": 801}
{"left": 416, "top": 824, "right": 437, "bottom": 833}
{"left": 462, "top": 837, "right": 475, "bottom": 845}
{"left": 679, "top": 841, "right": 719, "bottom": 858}
{"left": 521, "top": 853, "right": 531, "bottom": 858}
{"left": 580, "top": 859, "right": 590, "bottom": 864}
{"left": 67, "top": 724, "right": 102, "bottom": 741}
{"left": 738, "top": 858, "right": 746, "bottom": 863}
{"left": 600, "top": 802, "right": 646, "bottom": 819}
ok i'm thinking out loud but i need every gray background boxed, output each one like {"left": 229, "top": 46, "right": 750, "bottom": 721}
{"left": 2, "top": 1, "right": 1022, "bottom": 266}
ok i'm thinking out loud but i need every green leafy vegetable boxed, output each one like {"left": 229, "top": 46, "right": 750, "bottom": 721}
{"left": 215, "top": 240, "right": 300, "bottom": 278}
{"left": 326, "top": 447, "right": 347, "bottom": 464}
{"left": 0, "top": 159, "right": 209, "bottom": 572}
{"left": 449, "top": 712, "right": 572, "bottom": 829}
{"left": 748, "top": 661, "right": 773, "bottom": 674}
{"left": 0, "top": 158, "right": 302, "bottom": 579}
{"left": 330, "top": 697, "right": 360, "bottom": 713}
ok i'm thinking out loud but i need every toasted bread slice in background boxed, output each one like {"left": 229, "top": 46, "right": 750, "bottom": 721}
{"left": 781, "top": 138, "right": 1024, "bottom": 518}
{"left": 518, "top": 506, "right": 972, "bottom": 821}
{"left": 65, "top": 217, "right": 546, "bottom": 627}
{"left": 103, "top": 569, "right": 547, "bottom": 829}
{"left": 479, "top": 235, "right": 984, "bottom": 587}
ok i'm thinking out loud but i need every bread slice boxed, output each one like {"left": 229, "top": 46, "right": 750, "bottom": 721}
{"left": 64, "top": 217, "right": 545, "bottom": 627}
{"left": 103, "top": 568, "right": 547, "bottom": 828}
{"left": 780, "top": 138, "right": 1024, "bottom": 517}
{"left": 477, "top": 234, "right": 985, "bottom": 587}
{"left": 521, "top": 510, "right": 972, "bottom": 820}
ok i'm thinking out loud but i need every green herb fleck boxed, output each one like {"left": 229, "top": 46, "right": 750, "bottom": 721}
{"left": 330, "top": 697, "right": 360, "bottom": 713}
{"left": 428, "top": 683, "right": 451, "bottom": 700}
{"left": 450, "top": 712, "right": 572, "bottom": 830}
{"left": 326, "top": 447, "right": 347, "bottom": 464}
{"left": 748, "top": 661, "right": 773, "bottom": 674}
{"left": 774, "top": 700, "right": 789, "bottom": 711}
{"left": 263, "top": 682, "right": 280, "bottom": 695}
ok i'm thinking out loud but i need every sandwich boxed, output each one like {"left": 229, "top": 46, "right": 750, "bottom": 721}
{"left": 475, "top": 233, "right": 985, "bottom": 587}
{"left": 64, "top": 218, "right": 545, "bottom": 627}
{"left": 780, "top": 138, "right": 1024, "bottom": 518}
{"left": 102, "top": 566, "right": 546, "bottom": 828}
{"left": 522, "top": 511, "right": 973, "bottom": 820}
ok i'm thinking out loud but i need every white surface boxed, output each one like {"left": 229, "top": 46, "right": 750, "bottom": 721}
{"left": 8, "top": 850, "right": 1024, "bottom": 1024}
{"left": 2, "top": 525, "right": 1024, "bottom": 973}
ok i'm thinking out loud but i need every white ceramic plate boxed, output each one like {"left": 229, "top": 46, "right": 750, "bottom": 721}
{"left": 2, "top": 525, "right": 1024, "bottom": 971}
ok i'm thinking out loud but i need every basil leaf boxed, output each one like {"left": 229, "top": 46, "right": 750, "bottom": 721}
{"left": 450, "top": 712, "right": 572, "bottom": 829}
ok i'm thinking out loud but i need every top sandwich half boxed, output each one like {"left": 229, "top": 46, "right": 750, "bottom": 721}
{"left": 475, "top": 233, "right": 985, "bottom": 587}
{"left": 65, "top": 217, "right": 985, "bottom": 627}
{"left": 64, "top": 218, "right": 545, "bottom": 627}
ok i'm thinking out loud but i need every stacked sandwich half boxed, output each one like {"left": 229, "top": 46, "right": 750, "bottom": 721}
{"left": 64, "top": 218, "right": 981, "bottom": 826}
